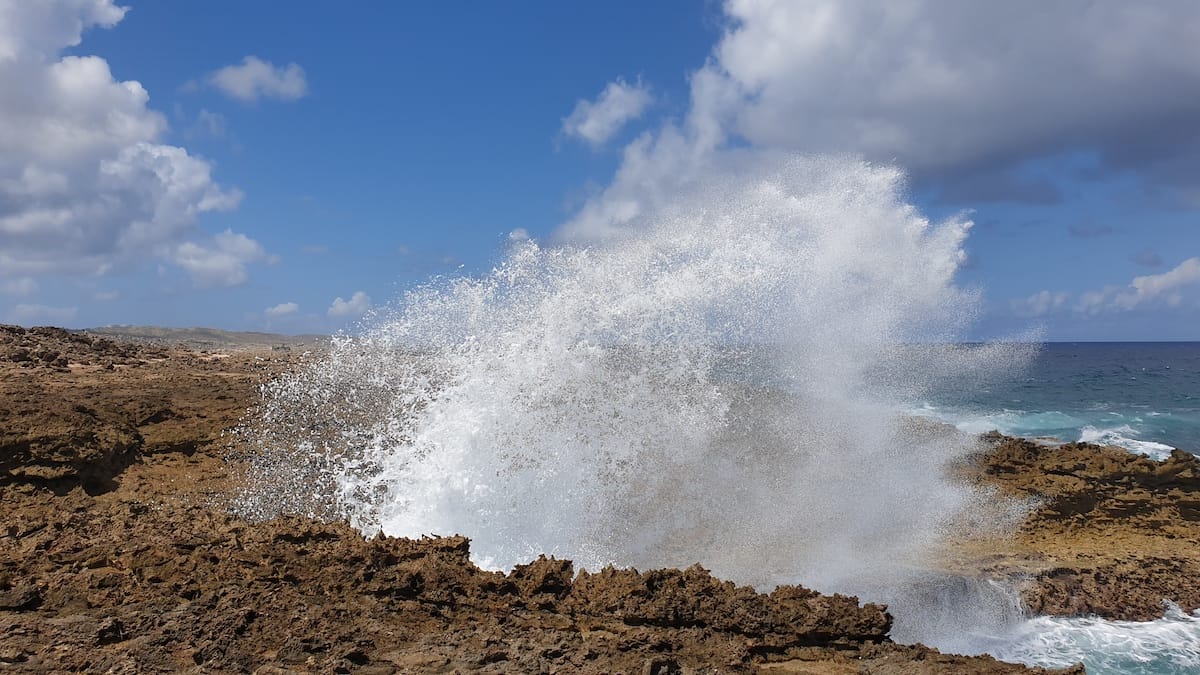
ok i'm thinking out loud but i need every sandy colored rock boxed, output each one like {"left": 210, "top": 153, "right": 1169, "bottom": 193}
{"left": 945, "top": 433, "right": 1200, "bottom": 621}
{"left": 0, "top": 327, "right": 1100, "bottom": 671}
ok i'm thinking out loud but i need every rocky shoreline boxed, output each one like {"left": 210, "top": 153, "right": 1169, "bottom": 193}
{"left": 949, "top": 433, "right": 1200, "bottom": 622}
{"left": 4, "top": 325, "right": 1196, "bottom": 672}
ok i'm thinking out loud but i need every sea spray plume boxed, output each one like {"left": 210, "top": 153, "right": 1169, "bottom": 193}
{"left": 235, "top": 154, "right": 1032, "bottom": 619}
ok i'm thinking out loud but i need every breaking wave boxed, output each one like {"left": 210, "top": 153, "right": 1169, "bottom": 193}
{"left": 988, "top": 603, "right": 1200, "bottom": 674}
{"left": 236, "top": 155, "right": 1035, "bottom": 647}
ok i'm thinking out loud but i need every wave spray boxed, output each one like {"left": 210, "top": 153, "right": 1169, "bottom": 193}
{"left": 236, "top": 155, "right": 1032, "bottom": 648}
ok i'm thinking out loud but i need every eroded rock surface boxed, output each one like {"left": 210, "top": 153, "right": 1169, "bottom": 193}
{"left": 953, "top": 434, "right": 1200, "bottom": 621}
{"left": 0, "top": 327, "right": 1100, "bottom": 671}
{"left": 0, "top": 324, "right": 291, "bottom": 491}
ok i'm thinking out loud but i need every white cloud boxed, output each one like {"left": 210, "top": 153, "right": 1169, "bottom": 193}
{"left": 1012, "top": 290, "right": 1070, "bottom": 317}
{"left": 9, "top": 303, "right": 77, "bottom": 325}
{"left": 209, "top": 56, "right": 307, "bottom": 102}
{"left": 698, "top": 1, "right": 1200, "bottom": 176}
{"left": 328, "top": 291, "right": 371, "bottom": 318}
{"left": 562, "top": 0, "right": 1200, "bottom": 240}
{"left": 1019, "top": 257, "right": 1200, "bottom": 317}
{"left": 562, "top": 78, "right": 652, "bottom": 147}
{"left": 172, "top": 229, "right": 273, "bottom": 288}
{"left": 265, "top": 301, "right": 299, "bottom": 317}
{"left": 0, "top": 0, "right": 125, "bottom": 62}
{"left": 508, "top": 228, "right": 530, "bottom": 242}
{"left": 1110, "top": 257, "right": 1200, "bottom": 311}
{"left": 0, "top": 0, "right": 268, "bottom": 284}
{"left": 556, "top": 122, "right": 719, "bottom": 241}
{"left": 0, "top": 277, "right": 37, "bottom": 296}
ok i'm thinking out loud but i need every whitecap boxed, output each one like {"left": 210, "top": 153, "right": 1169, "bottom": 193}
{"left": 988, "top": 603, "right": 1200, "bottom": 675}
{"left": 1079, "top": 425, "right": 1176, "bottom": 459}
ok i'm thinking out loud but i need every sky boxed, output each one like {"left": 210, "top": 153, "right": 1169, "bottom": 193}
{"left": 1, "top": 0, "right": 1198, "bottom": 340}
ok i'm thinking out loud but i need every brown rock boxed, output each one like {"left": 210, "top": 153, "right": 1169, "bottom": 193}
{"left": 949, "top": 434, "right": 1200, "bottom": 621}
{"left": 0, "top": 328, "right": 1080, "bottom": 673}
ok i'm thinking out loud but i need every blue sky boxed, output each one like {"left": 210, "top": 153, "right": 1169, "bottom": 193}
{"left": 2, "top": 1, "right": 1198, "bottom": 340}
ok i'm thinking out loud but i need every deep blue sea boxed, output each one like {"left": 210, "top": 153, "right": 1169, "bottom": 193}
{"left": 914, "top": 342, "right": 1200, "bottom": 457}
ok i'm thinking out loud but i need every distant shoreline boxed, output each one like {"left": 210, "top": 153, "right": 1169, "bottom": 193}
{"left": 82, "top": 325, "right": 328, "bottom": 351}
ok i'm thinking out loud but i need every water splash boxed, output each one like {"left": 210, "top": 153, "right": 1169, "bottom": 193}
{"left": 987, "top": 602, "right": 1200, "bottom": 674}
{"left": 236, "top": 155, "right": 1033, "bottom": 639}
{"left": 1080, "top": 424, "right": 1177, "bottom": 460}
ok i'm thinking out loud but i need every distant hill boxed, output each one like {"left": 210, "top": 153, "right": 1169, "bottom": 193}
{"left": 85, "top": 325, "right": 328, "bottom": 352}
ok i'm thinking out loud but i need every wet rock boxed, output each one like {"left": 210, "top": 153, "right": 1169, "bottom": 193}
{"left": 959, "top": 435, "right": 1200, "bottom": 620}
{"left": 0, "top": 328, "right": 1088, "bottom": 672}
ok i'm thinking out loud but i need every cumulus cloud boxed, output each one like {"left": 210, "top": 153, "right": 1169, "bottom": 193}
{"left": 265, "top": 301, "right": 299, "bottom": 317}
{"left": 209, "top": 56, "right": 307, "bottom": 102}
{"left": 508, "top": 228, "right": 530, "bottom": 242}
{"left": 0, "top": 0, "right": 125, "bottom": 62}
{"left": 562, "top": 0, "right": 1200, "bottom": 239}
{"left": 705, "top": 1, "right": 1200, "bottom": 178}
{"left": 562, "top": 78, "right": 653, "bottom": 147}
{"left": 1109, "top": 257, "right": 1200, "bottom": 311}
{"left": 0, "top": 0, "right": 269, "bottom": 285}
{"left": 328, "top": 291, "right": 371, "bottom": 318}
{"left": 172, "top": 229, "right": 273, "bottom": 287}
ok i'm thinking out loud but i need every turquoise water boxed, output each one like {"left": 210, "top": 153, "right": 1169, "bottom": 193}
{"left": 988, "top": 604, "right": 1200, "bottom": 674}
{"left": 914, "top": 343, "right": 1200, "bottom": 673}
{"left": 914, "top": 342, "right": 1200, "bottom": 457}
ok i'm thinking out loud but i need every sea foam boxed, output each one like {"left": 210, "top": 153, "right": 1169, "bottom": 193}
{"left": 1080, "top": 424, "right": 1176, "bottom": 460}
{"left": 987, "top": 602, "right": 1200, "bottom": 674}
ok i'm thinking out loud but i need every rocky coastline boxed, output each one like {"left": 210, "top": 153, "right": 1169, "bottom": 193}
{"left": 4, "top": 324, "right": 1195, "bottom": 672}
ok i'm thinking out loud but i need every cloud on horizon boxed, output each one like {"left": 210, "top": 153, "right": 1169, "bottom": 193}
{"left": 265, "top": 301, "right": 299, "bottom": 317}
{"left": 1015, "top": 257, "right": 1200, "bottom": 317}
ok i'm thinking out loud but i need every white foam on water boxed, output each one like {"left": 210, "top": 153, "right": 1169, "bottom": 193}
{"left": 1080, "top": 424, "right": 1177, "bottom": 460}
{"left": 985, "top": 602, "right": 1200, "bottom": 675}
{"left": 908, "top": 406, "right": 1185, "bottom": 460}
{"left": 236, "top": 155, "right": 1042, "bottom": 649}
{"left": 910, "top": 406, "right": 1088, "bottom": 438}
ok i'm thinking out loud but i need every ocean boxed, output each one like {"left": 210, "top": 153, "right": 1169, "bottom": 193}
{"left": 913, "top": 342, "right": 1200, "bottom": 457}
{"left": 912, "top": 342, "right": 1200, "bottom": 674}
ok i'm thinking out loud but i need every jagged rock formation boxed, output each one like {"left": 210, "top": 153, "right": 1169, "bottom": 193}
{"left": 952, "top": 434, "right": 1200, "bottom": 621}
{"left": 0, "top": 327, "right": 1116, "bottom": 671}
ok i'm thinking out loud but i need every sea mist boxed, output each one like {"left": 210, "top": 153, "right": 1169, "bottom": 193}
{"left": 236, "top": 155, "right": 1033, "bottom": 648}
